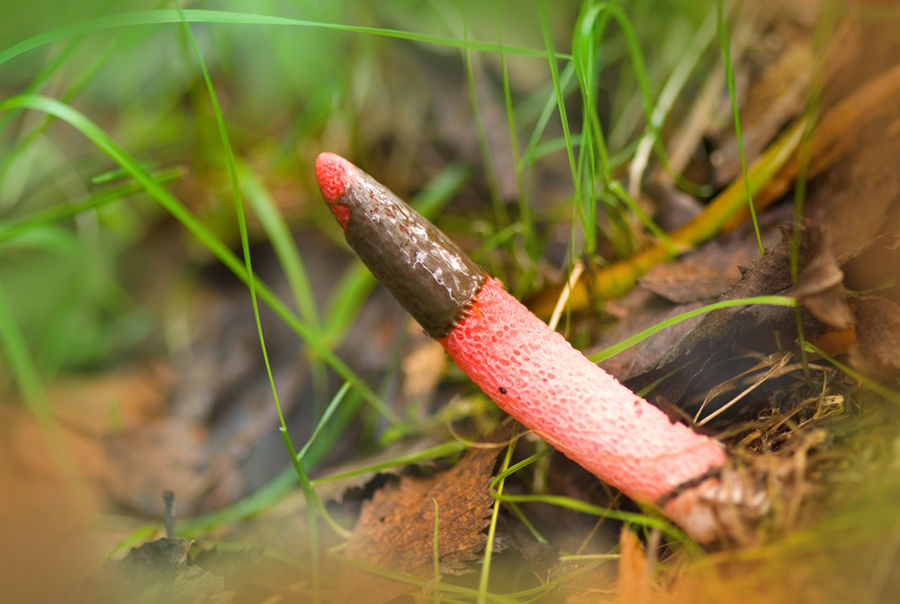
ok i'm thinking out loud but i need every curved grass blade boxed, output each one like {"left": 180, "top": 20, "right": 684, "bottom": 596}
{"left": 0, "top": 8, "right": 567, "bottom": 69}
{"left": 588, "top": 295, "right": 798, "bottom": 362}
{"left": 718, "top": 0, "right": 763, "bottom": 255}
{"left": 0, "top": 168, "right": 181, "bottom": 244}
{"left": 0, "top": 94, "right": 398, "bottom": 424}
{"left": 173, "top": 9, "right": 323, "bottom": 596}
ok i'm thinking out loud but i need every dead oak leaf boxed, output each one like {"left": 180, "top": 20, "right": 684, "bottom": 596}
{"left": 616, "top": 527, "right": 651, "bottom": 604}
{"left": 657, "top": 220, "right": 834, "bottom": 369}
{"left": 338, "top": 432, "right": 508, "bottom": 603}
{"left": 596, "top": 209, "right": 789, "bottom": 381}
{"left": 639, "top": 261, "right": 740, "bottom": 304}
{"left": 850, "top": 296, "right": 900, "bottom": 377}
{"left": 790, "top": 232, "right": 855, "bottom": 330}
{"left": 90, "top": 537, "right": 232, "bottom": 604}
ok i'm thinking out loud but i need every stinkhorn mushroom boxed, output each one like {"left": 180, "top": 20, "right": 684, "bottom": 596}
{"left": 315, "top": 152, "right": 762, "bottom": 542}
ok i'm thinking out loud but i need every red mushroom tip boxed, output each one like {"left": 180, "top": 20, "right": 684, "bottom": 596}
{"left": 315, "top": 152, "right": 354, "bottom": 230}
{"left": 315, "top": 152, "right": 352, "bottom": 203}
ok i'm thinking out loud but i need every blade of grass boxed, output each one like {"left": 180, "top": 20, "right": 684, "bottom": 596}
{"left": 176, "top": 385, "right": 363, "bottom": 537}
{"left": 488, "top": 450, "right": 703, "bottom": 555}
{"left": 477, "top": 426, "right": 517, "bottom": 604}
{"left": 718, "top": 0, "right": 763, "bottom": 256}
{"left": 431, "top": 498, "right": 440, "bottom": 597}
{"left": 0, "top": 3, "right": 168, "bottom": 204}
{"left": 310, "top": 440, "right": 467, "bottom": 486}
{"left": 519, "top": 61, "right": 576, "bottom": 171}
{"left": 174, "top": 10, "right": 324, "bottom": 595}
{"left": 298, "top": 382, "right": 351, "bottom": 459}
{"left": 608, "top": 180, "right": 678, "bottom": 254}
{"left": 496, "top": 9, "right": 536, "bottom": 262}
{"left": 572, "top": 0, "right": 614, "bottom": 183}
{"left": 0, "top": 168, "right": 181, "bottom": 244}
{"left": 802, "top": 342, "right": 900, "bottom": 405}
{"left": 788, "top": 1, "right": 840, "bottom": 379}
{"left": 530, "top": 115, "right": 807, "bottom": 316}
{"left": 573, "top": 2, "right": 690, "bottom": 257}
{"left": 0, "top": 94, "right": 399, "bottom": 425}
{"left": 334, "top": 548, "right": 606, "bottom": 602}
{"left": 239, "top": 160, "right": 330, "bottom": 405}
{"left": 182, "top": 421, "right": 459, "bottom": 539}
{"left": 0, "top": 8, "right": 570, "bottom": 70}
{"left": 588, "top": 295, "right": 798, "bottom": 362}
{"left": 0, "top": 0, "right": 167, "bottom": 134}
{"left": 322, "top": 263, "right": 377, "bottom": 345}
{"left": 538, "top": 0, "right": 581, "bottom": 242}
{"left": 462, "top": 24, "right": 508, "bottom": 232}
{"left": 239, "top": 162, "right": 318, "bottom": 325}
{"left": 628, "top": 4, "right": 718, "bottom": 199}
{"left": 0, "top": 32, "right": 85, "bottom": 136}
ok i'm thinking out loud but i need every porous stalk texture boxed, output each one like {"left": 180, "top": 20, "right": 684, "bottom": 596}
{"left": 439, "top": 278, "right": 726, "bottom": 502}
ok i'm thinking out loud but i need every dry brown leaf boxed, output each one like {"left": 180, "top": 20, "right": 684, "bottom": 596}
{"left": 639, "top": 262, "right": 740, "bottom": 305}
{"left": 712, "top": 40, "right": 816, "bottom": 187}
{"left": 338, "top": 430, "right": 509, "bottom": 603}
{"left": 657, "top": 221, "right": 833, "bottom": 370}
{"left": 616, "top": 527, "right": 651, "bottom": 604}
{"left": 812, "top": 129, "right": 900, "bottom": 264}
{"left": 0, "top": 362, "right": 235, "bottom": 516}
{"left": 791, "top": 234, "right": 854, "bottom": 330}
{"left": 0, "top": 430, "right": 103, "bottom": 604}
{"left": 851, "top": 296, "right": 900, "bottom": 377}
{"left": 596, "top": 211, "right": 788, "bottom": 381}
{"left": 89, "top": 537, "right": 232, "bottom": 604}
{"left": 401, "top": 338, "right": 447, "bottom": 400}
{"left": 101, "top": 420, "right": 243, "bottom": 516}
{"left": 724, "top": 62, "right": 900, "bottom": 232}
{"left": 597, "top": 292, "right": 703, "bottom": 382}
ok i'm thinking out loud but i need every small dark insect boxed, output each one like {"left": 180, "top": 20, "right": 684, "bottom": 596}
{"left": 499, "top": 387, "right": 507, "bottom": 394}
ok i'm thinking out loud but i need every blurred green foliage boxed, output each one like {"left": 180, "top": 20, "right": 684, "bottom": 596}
{"left": 0, "top": 0, "right": 715, "bottom": 386}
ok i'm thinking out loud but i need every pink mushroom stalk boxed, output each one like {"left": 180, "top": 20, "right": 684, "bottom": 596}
{"left": 315, "top": 152, "right": 753, "bottom": 542}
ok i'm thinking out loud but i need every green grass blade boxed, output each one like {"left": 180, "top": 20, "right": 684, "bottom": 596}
{"left": 0, "top": 281, "right": 48, "bottom": 416}
{"left": 298, "top": 382, "right": 351, "bottom": 459}
{"left": 538, "top": 0, "right": 580, "bottom": 224}
{"left": 431, "top": 498, "right": 440, "bottom": 593}
{"left": 477, "top": 428, "right": 516, "bottom": 604}
{"left": 176, "top": 11, "right": 324, "bottom": 591}
{"left": 0, "top": 168, "right": 181, "bottom": 244}
{"left": 489, "top": 449, "right": 701, "bottom": 554}
{"left": 463, "top": 25, "right": 507, "bottom": 231}
{"left": 0, "top": 94, "right": 398, "bottom": 424}
{"left": 588, "top": 295, "right": 798, "bottom": 362}
{"left": 322, "top": 263, "right": 377, "bottom": 345}
{"left": 802, "top": 342, "right": 900, "bottom": 405}
{"left": 0, "top": 3, "right": 167, "bottom": 198}
{"left": 519, "top": 62, "right": 576, "bottom": 171}
{"left": 718, "top": 0, "right": 763, "bottom": 255}
{"left": 310, "top": 440, "right": 467, "bottom": 486}
{"left": 608, "top": 180, "right": 677, "bottom": 254}
{"left": 628, "top": 5, "right": 718, "bottom": 196}
{"left": 0, "top": 8, "right": 568, "bottom": 69}
{"left": 496, "top": 12, "right": 535, "bottom": 260}
{"left": 240, "top": 162, "right": 319, "bottom": 325}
